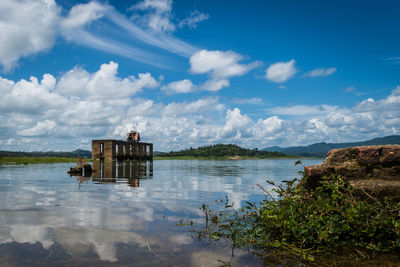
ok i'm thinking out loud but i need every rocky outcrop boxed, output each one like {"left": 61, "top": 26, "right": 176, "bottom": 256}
{"left": 304, "top": 145, "right": 400, "bottom": 199}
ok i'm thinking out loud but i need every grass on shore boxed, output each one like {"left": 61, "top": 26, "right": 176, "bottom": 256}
{"left": 0, "top": 157, "right": 91, "bottom": 165}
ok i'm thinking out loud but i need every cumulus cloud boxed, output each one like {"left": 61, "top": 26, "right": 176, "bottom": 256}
{"left": 303, "top": 67, "right": 336, "bottom": 77}
{"left": 190, "top": 49, "right": 260, "bottom": 91}
{"left": 178, "top": 10, "right": 209, "bottom": 29}
{"left": 252, "top": 116, "right": 283, "bottom": 138}
{"left": 0, "top": 62, "right": 159, "bottom": 149}
{"left": 201, "top": 78, "right": 230, "bottom": 92}
{"left": 161, "top": 79, "right": 195, "bottom": 94}
{"left": 56, "top": 61, "right": 158, "bottom": 99}
{"left": 190, "top": 50, "right": 257, "bottom": 78}
{"left": 0, "top": 0, "right": 60, "bottom": 72}
{"left": 1, "top": 61, "right": 400, "bottom": 152}
{"left": 218, "top": 108, "right": 252, "bottom": 139}
{"left": 17, "top": 120, "right": 56, "bottom": 137}
{"left": 265, "top": 59, "right": 297, "bottom": 83}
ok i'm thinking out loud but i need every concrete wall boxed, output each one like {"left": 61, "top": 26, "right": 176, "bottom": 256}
{"left": 92, "top": 140, "right": 153, "bottom": 160}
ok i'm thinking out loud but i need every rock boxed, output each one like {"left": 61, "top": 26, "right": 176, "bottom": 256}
{"left": 68, "top": 163, "right": 92, "bottom": 176}
{"left": 304, "top": 145, "right": 400, "bottom": 198}
{"left": 68, "top": 166, "right": 83, "bottom": 175}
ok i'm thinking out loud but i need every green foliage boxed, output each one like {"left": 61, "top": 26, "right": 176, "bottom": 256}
{"left": 157, "top": 144, "right": 287, "bottom": 158}
{"left": 0, "top": 149, "right": 91, "bottom": 158}
{"left": 194, "top": 174, "right": 400, "bottom": 262}
{"left": 0, "top": 157, "right": 86, "bottom": 164}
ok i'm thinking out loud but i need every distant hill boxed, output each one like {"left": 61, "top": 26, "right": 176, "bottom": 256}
{"left": 158, "top": 144, "right": 287, "bottom": 158}
{"left": 263, "top": 135, "right": 400, "bottom": 157}
{"left": 0, "top": 149, "right": 91, "bottom": 158}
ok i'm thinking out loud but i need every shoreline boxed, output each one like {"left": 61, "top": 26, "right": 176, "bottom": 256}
{"left": 0, "top": 156, "right": 323, "bottom": 164}
{"left": 0, "top": 157, "right": 90, "bottom": 165}
{"left": 153, "top": 155, "right": 322, "bottom": 160}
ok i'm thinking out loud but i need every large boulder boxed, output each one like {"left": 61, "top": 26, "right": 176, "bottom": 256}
{"left": 304, "top": 145, "right": 400, "bottom": 198}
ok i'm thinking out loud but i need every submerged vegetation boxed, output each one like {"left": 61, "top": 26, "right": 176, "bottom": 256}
{"left": 157, "top": 144, "right": 287, "bottom": 159}
{"left": 192, "top": 168, "right": 400, "bottom": 263}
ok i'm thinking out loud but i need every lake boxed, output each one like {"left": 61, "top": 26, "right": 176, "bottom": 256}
{"left": 0, "top": 159, "right": 322, "bottom": 266}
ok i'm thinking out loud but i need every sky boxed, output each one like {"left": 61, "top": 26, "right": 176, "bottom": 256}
{"left": 0, "top": 0, "right": 399, "bottom": 152}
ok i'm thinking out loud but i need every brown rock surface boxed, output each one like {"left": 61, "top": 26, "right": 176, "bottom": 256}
{"left": 304, "top": 145, "right": 400, "bottom": 197}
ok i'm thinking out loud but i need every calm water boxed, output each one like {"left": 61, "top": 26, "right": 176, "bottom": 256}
{"left": 0, "top": 159, "right": 322, "bottom": 266}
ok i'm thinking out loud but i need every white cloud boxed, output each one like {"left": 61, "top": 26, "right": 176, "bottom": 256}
{"left": 1, "top": 62, "right": 400, "bottom": 152}
{"left": 161, "top": 79, "right": 195, "bottom": 94}
{"left": 265, "top": 59, "right": 297, "bottom": 83}
{"left": 61, "top": 1, "right": 109, "bottom": 32}
{"left": 252, "top": 116, "right": 283, "bottom": 138}
{"left": 0, "top": 1, "right": 198, "bottom": 71}
{"left": 107, "top": 9, "right": 197, "bottom": 58}
{"left": 190, "top": 49, "right": 258, "bottom": 78}
{"left": 344, "top": 86, "right": 356, "bottom": 93}
{"left": 0, "top": 0, "right": 60, "bottom": 72}
{"left": 56, "top": 61, "right": 158, "bottom": 99}
{"left": 178, "top": 10, "right": 209, "bottom": 29}
{"left": 162, "top": 98, "right": 223, "bottom": 118}
{"left": 0, "top": 62, "right": 159, "bottom": 150}
{"left": 17, "top": 120, "right": 56, "bottom": 137}
{"left": 232, "top": 97, "right": 263, "bottom": 105}
{"left": 201, "top": 78, "right": 229, "bottom": 92}
{"left": 217, "top": 108, "right": 252, "bottom": 139}
{"left": 268, "top": 104, "right": 339, "bottom": 117}
{"left": 303, "top": 67, "right": 336, "bottom": 77}
{"left": 190, "top": 49, "right": 260, "bottom": 91}
{"left": 0, "top": 74, "right": 65, "bottom": 115}
{"left": 129, "top": 0, "right": 175, "bottom": 32}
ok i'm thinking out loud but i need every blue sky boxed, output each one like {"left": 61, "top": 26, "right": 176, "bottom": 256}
{"left": 0, "top": 0, "right": 399, "bottom": 151}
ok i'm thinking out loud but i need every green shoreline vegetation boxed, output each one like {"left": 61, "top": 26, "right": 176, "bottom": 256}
{"left": 0, "top": 157, "right": 87, "bottom": 165}
{"left": 190, "top": 167, "right": 400, "bottom": 264}
{"left": 0, "top": 149, "right": 91, "bottom": 164}
{"left": 0, "top": 144, "right": 322, "bottom": 165}
{"left": 157, "top": 144, "right": 290, "bottom": 158}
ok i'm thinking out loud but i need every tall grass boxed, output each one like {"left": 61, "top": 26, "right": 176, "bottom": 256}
{"left": 0, "top": 157, "right": 88, "bottom": 164}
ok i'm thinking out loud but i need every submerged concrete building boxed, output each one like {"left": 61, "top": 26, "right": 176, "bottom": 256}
{"left": 92, "top": 140, "right": 153, "bottom": 161}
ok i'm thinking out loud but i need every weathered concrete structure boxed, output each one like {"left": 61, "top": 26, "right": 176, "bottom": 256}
{"left": 304, "top": 145, "right": 400, "bottom": 199}
{"left": 92, "top": 140, "right": 153, "bottom": 161}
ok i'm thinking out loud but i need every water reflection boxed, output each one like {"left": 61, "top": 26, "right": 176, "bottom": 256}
{"left": 0, "top": 159, "right": 322, "bottom": 266}
{"left": 74, "top": 160, "right": 153, "bottom": 188}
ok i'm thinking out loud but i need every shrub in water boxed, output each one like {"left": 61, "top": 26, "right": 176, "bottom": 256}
{"left": 194, "top": 172, "right": 400, "bottom": 263}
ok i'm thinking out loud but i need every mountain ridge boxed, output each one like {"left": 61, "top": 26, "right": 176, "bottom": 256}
{"left": 263, "top": 135, "right": 400, "bottom": 157}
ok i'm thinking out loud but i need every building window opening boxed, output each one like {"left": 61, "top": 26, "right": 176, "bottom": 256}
{"left": 100, "top": 143, "right": 104, "bottom": 154}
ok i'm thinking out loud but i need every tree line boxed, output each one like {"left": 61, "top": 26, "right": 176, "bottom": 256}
{"left": 157, "top": 144, "right": 287, "bottom": 158}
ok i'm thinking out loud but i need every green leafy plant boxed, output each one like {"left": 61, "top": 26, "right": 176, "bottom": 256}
{"left": 193, "top": 171, "right": 400, "bottom": 263}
